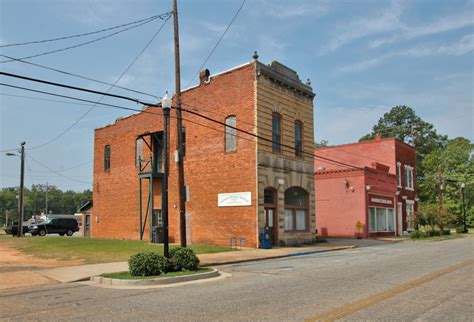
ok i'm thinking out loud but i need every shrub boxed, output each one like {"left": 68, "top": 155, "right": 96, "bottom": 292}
{"left": 456, "top": 227, "right": 468, "bottom": 234}
{"left": 426, "top": 230, "right": 441, "bottom": 237}
{"left": 169, "top": 247, "right": 200, "bottom": 271}
{"left": 128, "top": 251, "right": 168, "bottom": 276}
{"left": 441, "top": 229, "right": 451, "bottom": 235}
{"left": 410, "top": 230, "right": 426, "bottom": 239}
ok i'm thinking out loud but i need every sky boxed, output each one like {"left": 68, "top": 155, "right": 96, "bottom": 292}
{"left": 1, "top": 0, "right": 473, "bottom": 192}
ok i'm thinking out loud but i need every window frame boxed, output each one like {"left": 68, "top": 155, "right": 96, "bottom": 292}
{"left": 406, "top": 200, "right": 415, "bottom": 230}
{"left": 272, "top": 113, "right": 282, "bottom": 153}
{"left": 225, "top": 115, "right": 237, "bottom": 153}
{"left": 404, "top": 165, "right": 414, "bottom": 190}
{"left": 284, "top": 187, "right": 309, "bottom": 232}
{"left": 396, "top": 162, "right": 402, "bottom": 188}
{"left": 294, "top": 120, "right": 303, "bottom": 158}
{"left": 104, "top": 144, "right": 111, "bottom": 172}
{"left": 368, "top": 206, "right": 396, "bottom": 232}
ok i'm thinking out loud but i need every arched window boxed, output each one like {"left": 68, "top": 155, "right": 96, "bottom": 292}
{"left": 272, "top": 113, "right": 281, "bottom": 153}
{"left": 294, "top": 121, "right": 303, "bottom": 157}
{"left": 104, "top": 145, "right": 111, "bottom": 171}
{"left": 225, "top": 115, "right": 237, "bottom": 152}
{"left": 284, "top": 187, "right": 308, "bottom": 231}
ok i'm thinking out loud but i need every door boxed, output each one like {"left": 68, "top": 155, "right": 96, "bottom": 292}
{"left": 397, "top": 202, "right": 403, "bottom": 236}
{"left": 264, "top": 207, "right": 277, "bottom": 244}
{"left": 84, "top": 215, "right": 90, "bottom": 238}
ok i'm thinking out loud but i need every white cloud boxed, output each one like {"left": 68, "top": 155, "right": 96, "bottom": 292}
{"left": 337, "top": 34, "right": 474, "bottom": 74}
{"left": 259, "top": 0, "right": 330, "bottom": 19}
{"left": 369, "top": 9, "right": 474, "bottom": 48}
{"left": 320, "top": 0, "right": 406, "bottom": 54}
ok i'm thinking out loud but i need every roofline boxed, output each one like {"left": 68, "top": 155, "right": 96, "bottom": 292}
{"left": 315, "top": 136, "right": 415, "bottom": 151}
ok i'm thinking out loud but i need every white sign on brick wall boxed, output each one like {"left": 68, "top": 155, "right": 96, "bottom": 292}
{"left": 218, "top": 192, "right": 252, "bottom": 207}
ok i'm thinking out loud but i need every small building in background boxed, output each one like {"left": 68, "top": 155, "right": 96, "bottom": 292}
{"left": 314, "top": 136, "right": 417, "bottom": 238}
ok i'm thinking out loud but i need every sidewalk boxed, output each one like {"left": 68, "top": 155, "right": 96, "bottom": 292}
{"left": 38, "top": 243, "right": 356, "bottom": 283}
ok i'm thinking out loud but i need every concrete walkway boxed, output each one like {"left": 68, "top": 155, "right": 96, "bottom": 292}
{"left": 38, "top": 243, "right": 356, "bottom": 283}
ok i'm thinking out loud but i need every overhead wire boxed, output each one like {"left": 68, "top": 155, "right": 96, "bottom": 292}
{"left": 0, "top": 13, "right": 169, "bottom": 48}
{"left": 0, "top": 12, "right": 172, "bottom": 63}
{"left": 27, "top": 154, "right": 93, "bottom": 185}
{"left": 0, "top": 54, "right": 160, "bottom": 99}
{"left": 184, "top": 0, "right": 246, "bottom": 88}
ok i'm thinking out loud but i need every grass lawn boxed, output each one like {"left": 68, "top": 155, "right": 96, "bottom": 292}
{"left": 411, "top": 233, "right": 469, "bottom": 241}
{"left": 0, "top": 235, "right": 232, "bottom": 264}
{"left": 101, "top": 267, "right": 212, "bottom": 280}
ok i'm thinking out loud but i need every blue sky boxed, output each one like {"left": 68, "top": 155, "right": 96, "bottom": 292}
{"left": 1, "top": 0, "right": 473, "bottom": 191}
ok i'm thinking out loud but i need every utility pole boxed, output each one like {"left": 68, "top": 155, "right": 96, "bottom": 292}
{"left": 173, "top": 0, "right": 187, "bottom": 247}
{"left": 45, "top": 181, "right": 48, "bottom": 215}
{"left": 460, "top": 183, "right": 467, "bottom": 233}
{"left": 18, "top": 142, "right": 25, "bottom": 237}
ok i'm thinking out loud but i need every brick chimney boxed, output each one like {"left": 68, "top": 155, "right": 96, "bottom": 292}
{"left": 199, "top": 69, "right": 210, "bottom": 85}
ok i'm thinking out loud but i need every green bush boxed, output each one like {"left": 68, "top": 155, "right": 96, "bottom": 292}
{"left": 427, "top": 230, "right": 442, "bottom": 237}
{"left": 410, "top": 230, "right": 426, "bottom": 239}
{"left": 128, "top": 251, "right": 168, "bottom": 276}
{"left": 169, "top": 247, "right": 200, "bottom": 271}
{"left": 456, "top": 227, "right": 468, "bottom": 234}
{"left": 441, "top": 229, "right": 451, "bottom": 235}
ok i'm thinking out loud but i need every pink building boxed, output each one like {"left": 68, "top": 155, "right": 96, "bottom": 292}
{"left": 314, "top": 136, "right": 417, "bottom": 238}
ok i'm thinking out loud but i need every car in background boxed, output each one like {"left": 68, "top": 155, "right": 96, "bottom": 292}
{"left": 29, "top": 217, "right": 79, "bottom": 236}
{"left": 4, "top": 221, "right": 30, "bottom": 236}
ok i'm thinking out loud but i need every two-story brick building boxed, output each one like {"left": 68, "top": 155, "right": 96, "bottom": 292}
{"left": 91, "top": 55, "right": 316, "bottom": 247}
{"left": 314, "top": 136, "right": 417, "bottom": 238}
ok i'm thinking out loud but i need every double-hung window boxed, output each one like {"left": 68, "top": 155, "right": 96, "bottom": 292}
{"left": 405, "top": 165, "right": 414, "bottom": 190}
{"left": 272, "top": 113, "right": 281, "bottom": 153}
{"left": 396, "top": 162, "right": 402, "bottom": 187}
{"left": 104, "top": 145, "right": 111, "bottom": 171}
{"left": 294, "top": 121, "right": 303, "bottom": 157}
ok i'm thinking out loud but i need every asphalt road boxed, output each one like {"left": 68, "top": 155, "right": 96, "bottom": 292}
{"left": 1, "top": 237, "right": 473, "bottom": 321}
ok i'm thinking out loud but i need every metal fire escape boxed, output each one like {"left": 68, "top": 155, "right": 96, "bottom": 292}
{"left": 137, "top": 131, "right": 164, "bottom": 242}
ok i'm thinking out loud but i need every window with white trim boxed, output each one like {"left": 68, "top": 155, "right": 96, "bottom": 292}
{"left": 405, "top": 165, "right": 414, "bottom": 190}
{"left": 406, "top": 201, "right": 415, "bottom": 230}
{"left": 369, "top": 207, "right": 395, "bottom": 232}
{"left": 396, "top": 162, "right": 402, "bottom": 187}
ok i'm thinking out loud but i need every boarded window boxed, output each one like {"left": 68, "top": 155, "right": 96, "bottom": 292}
{"left": 225, "top": 116, "right": 237, "bottom": 152}
{"left": 136, "top": 138, "right": 143, "bottom": 167}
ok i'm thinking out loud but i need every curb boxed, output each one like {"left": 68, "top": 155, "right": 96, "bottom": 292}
{"left": 91, "top": 268, "right": 220, "bottom": 286}
{"left": 201, "top": 245, "right": 357, "bottom": 266}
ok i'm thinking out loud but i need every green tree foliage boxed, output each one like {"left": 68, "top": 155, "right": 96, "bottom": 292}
{"left": 360, "top": 105, "right": 447, "bottom": 200}
{"left": 420, "top": 137, "right": 474, "bottom": 227}
{"left": 0, "top": 185, "right": 92, "bottom": 225}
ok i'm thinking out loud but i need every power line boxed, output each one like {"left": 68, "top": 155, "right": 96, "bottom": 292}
{"left": 0, "top": 76, "right": 415, "bottom": 175}
{"left": 31, "top": 160, "right": 93, "bottom": 174}
{"left": 0, "top": 54, "right": 160, "bottom": 99}
{"left": 27, "top": 15, "right": 171, "bottom": 151}
{"left": 185, "top": 0, "right": 246, "bottom": 88}
{"left": 27, "top": 155, "right": 92, "bottom": 185}
{"left": 0, "top": 13, "right": 170, "bottom": 63}
{"left": 0, "top": 13, "right": 170, "bottom": 48}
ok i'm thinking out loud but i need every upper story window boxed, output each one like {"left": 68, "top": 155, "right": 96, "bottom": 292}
{"left": 396, "top": 162, "right": 402, "bottom": 187}
{"left": 181, "top": 127, "right": 186, "bottom": 158}
{"left": 294, "top": 121, "right": 303, "bottom": 157}
{"left": 272, "top": 113, "right": 282, "bottom": 153}
{"left": 104, "top": 145, "right": 111, "bottom": 171}
{"left": 225, "top": 116, "right": 237, "bottom": 152}
{"left": 136, "top": 138, "right": 143, "bottom": 167}
{"left": 405, "top": 165, "right": 414, "bottom": 190}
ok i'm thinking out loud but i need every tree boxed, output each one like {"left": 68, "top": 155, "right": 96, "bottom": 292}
{"left": 315, "top": 140, "right": 329, "bottom": 148}
{"left": 420, "top": 137, "right": 474, "bottom": 227}
{"left": 360, "top": 105, "right": 448, "bottom": 201}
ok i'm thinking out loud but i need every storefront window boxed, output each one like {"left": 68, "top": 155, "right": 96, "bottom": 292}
{"left": 284, "top": 187, "right": 308, "bottom": 231}
{"left": 369, "top": 206, "right": 395, "bottom": 232}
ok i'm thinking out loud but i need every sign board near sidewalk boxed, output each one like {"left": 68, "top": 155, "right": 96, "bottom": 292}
{"left": 218, "top": 192, "right": 252, "bottom": 207}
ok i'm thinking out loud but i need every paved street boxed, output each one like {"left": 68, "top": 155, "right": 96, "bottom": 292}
{"left": 1, "top": 237, "right": 472, "bottom": 321}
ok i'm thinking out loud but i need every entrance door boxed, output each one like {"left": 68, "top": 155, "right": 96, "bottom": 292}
{"left": 84, "top": 215, "right": 90, "bottom": 238}
{"left": 264, "top": 207, "right": 277, "bottom": 244}
{"left": 397, "top": 202, "right": 403, "bottom": 236}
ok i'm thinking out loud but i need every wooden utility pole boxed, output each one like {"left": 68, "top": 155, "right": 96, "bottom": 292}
{"left": 173, "top": 0, "right": 187, "bottom": 247}
{"left": 18, "top": 142, "right": 25, "bottom": 237}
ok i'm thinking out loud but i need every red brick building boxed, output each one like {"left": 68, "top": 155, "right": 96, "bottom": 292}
{"left": 314, "top": 136, "right": 417, "bottom": 238}
{"left": 92, "top": 56, "right": 316, "bottom": 247}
